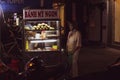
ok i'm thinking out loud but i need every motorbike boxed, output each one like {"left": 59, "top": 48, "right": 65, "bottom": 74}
{"left": 18, "top": 56, "right": 70, "bottom": 80}
{"left": 0, "top": 56, "right": 73, "bottom": 80}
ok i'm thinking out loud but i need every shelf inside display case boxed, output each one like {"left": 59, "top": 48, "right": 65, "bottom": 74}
{"left": 25, "top": 39, "right": 59, "bottom": 52}
{"left": 23, "top": 20, "right": 60, "bottom": 52}
{"left": 24, "top": 21, "right": 59, "bottom": 30}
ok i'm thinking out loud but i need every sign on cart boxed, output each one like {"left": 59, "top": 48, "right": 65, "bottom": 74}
{"left": 23, "top": 9, "right": 59, "bottom": 20}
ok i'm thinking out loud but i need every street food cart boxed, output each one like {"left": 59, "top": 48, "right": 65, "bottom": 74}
{"left": 23, "top": 9, "right": 62, "bottom": 65}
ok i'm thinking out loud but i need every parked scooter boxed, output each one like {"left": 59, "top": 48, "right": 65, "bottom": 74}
{"left": 19, "top": 56, "right": 69, "bottom": 80}
{"left": 0, "top": 56, "right": 72, "bottom": 80}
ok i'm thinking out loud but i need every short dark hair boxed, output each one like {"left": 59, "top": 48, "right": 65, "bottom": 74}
{"left": 67, "top": 20, "right": 78, "bottom": 29}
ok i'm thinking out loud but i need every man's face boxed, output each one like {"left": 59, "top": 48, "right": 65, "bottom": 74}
{"left": 69, "top": 24, "right": 73, "bottom": 31}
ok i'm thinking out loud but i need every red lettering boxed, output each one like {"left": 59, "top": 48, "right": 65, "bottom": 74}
{"left": 45, "top": 11, "right": 58, "bottom": 18}
{"left": 38, "top": 11, "right": 44, "bottom": 17}
{"left": 31, "top": 11, "right": 37, "bottom": 17}
{"left": 27, "top": 11, "right": 31, "bottom": 18}
{"left": 25, "top": 11, "right": 30, "bottom": 18}
{"left": 25, "top": 11, "right": 31, "bottom": 18}
{"left": 24, "top": 10, "right": 59, "bottom": 19}
{"left": 52, "top": 11, "right": 57, "bottom": 17}
{"left": 45, "top": 11, "right": 51, "bottom": 17}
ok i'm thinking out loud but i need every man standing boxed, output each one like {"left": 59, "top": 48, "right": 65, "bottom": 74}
{"left": 66, "top": 21, "right": 82, "bottom": 78}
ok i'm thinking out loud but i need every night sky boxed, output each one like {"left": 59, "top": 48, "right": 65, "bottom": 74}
{"left": 1, "top": 0, "right": 53, "bottom": 13}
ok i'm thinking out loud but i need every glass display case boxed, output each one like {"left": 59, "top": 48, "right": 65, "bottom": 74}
{"left": 23, "top": 20, "right": 61, "bottom": 52}
{"left": 22, "top": 9, "right": 63, "bottom": 65}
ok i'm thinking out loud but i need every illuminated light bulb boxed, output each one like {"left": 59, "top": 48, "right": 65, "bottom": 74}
{"left": 29, "top": 63, "right": 33, "bottom": 66}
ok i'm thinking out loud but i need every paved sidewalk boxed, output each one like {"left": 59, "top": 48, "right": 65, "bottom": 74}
{"left": 78, "top": 46, "right": 120, "bottom": 76}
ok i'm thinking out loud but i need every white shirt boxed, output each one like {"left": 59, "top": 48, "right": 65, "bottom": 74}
{"left": 67, "top": 29, "right": 82, "bottom": 52}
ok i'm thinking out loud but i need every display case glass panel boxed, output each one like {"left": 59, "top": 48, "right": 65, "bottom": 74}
{"left": 24, "top": 20, "right": 60, "bottom": 52}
